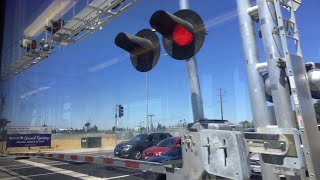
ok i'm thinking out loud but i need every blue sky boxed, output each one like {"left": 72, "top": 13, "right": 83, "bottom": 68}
{"left": 1, "top": 0, "right": 320, "bottom": 130}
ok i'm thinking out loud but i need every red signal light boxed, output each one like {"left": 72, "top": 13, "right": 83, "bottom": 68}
{"left": 172, "top": 25, "right": 194, "bottom": 46}
{"left": 150, "top": 9, "right": 206, "bottom": 59}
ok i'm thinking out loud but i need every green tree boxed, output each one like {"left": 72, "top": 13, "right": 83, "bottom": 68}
{"left": 84, "top": 122, "right": 91, "bottom": 132}
{"left": 91, "top": 125, "right": 98, "bottom": 132}
{"left": 314, "top": 100, "right": 320, "bottom": 124}
{"left": 157, "top": 122, "right": 161, "bottom": 130}
{"left": 239, "top": 120, "right": 253, "bottom": 128}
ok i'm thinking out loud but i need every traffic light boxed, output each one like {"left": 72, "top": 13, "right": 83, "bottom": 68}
{"left": 20, "top": 39, "right": 37, "bottom": 52}
{"left": 31, "top": 40, "right": 37, "bottom": 50}
{"left": 52, "top": 19, "right": 64, "bottom": 34}
{"left": 45, "top": 19, "right": 64, "bottom": 35}
{"left": 115, "top": 29, "right": 160, "bottom": 72}
{"left": 150, "top": 9, "right": 206, "bottom": 60}
{"left": 118, "top": 105, "right": 124, "bottom": 117}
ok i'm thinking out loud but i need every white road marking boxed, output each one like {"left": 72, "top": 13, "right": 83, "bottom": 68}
{"left": 1, "top": 164, "right": 31, "bottom": 168}
{"left": 3, "top": 159, "right": 140, "bottom": 180}
{"left": 18, "top": 159, "right": 106, "bottom": 179}
{"left": 104, "top": 173, "right": 141, "bottom": 180}
{"left": 9, "top": 162, "right": 69, "bottom": 170}
{"left": 0, "top": 166, "right": 32, "bottom": 180}
{"left": 26, "top": 172, "right": 58, "bottom": 177}
{"left": 1, "top": 160, "right": 66, "bottom": 168}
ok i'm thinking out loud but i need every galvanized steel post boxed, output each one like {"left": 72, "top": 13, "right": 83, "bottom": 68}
{"left": 257, "top": 0, "right": 295, "bottom": 128}
{"left": 180, "top": 0, "right": 205, "bottom": 122}
{"left": 236, "top": 0, "right": 279, "bottom": 179}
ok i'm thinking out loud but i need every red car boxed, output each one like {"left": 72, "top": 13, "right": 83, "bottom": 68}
{"left": 142, "top": 137, "right": 181, "bottom": 160}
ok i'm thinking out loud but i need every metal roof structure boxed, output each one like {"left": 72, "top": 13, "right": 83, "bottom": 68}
{"left": 1, "top": 0, "right": 140, "bottom": 81}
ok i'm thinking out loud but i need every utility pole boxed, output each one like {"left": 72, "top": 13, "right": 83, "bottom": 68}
{"left": 146, "top": 72, "right": 149, "bottom": 132}
{"left": 217, "top": 88, "right": 225, "bottom": 120}
{"left": 139, "top": 121, "right": 144, "bottom": 132}
{"left": 148, "top": 114, "right": 155, "bottom": 131}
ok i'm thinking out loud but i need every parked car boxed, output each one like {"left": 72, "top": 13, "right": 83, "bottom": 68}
{"left": 249, "top": 153, "right": 261, "bottom": 176}
{"left": 142, "top": 136, "right": 181, "bottom": 160}
{"left": 114, "top": 132, "right": 172, "bottom": 160}
{"left": 145, "top": 146, "right": 182, "bottom": 163}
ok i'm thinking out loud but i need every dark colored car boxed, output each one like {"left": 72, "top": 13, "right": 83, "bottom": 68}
{"left": 145, "top": 146, "right": 182, "bottom": 163}
{"left": 249, "top": 153, "right": 261, "bottom": 176}
{"left": 142, "top": 137, "right": 181, "bottom": 160}
{"left": 114, "top": 132, "right": 172, "bottom": 160}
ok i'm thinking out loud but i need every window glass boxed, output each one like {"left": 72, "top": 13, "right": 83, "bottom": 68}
{"left": 157, "top": 138, "right": 177, "bottom": 147}
{"left": 147, "top": 134, "right": 154, "bottom": 141}
{"left": 0, "top": 0, "right": 319, "bottom": 179}
{"left": 163, "top": 146, "right": 182, "bottom": 157}
{"left": 130, "top": 134, "right": 146, "bottom": 142}
{"left": 159, "top": 134, "right": 167, "bottom": 140}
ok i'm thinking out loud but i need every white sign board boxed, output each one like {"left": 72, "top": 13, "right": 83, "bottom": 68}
{"left": 7, "top": 126, "right": 52, "bottom": 135}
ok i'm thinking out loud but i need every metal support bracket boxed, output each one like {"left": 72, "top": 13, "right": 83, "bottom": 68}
{"left": 200, "top": 130, "right": 250, "bottom": 180}
{"left": 245, "top": 127, "right": 305, "bottom": 176}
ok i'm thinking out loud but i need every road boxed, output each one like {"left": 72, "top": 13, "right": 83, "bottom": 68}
{"left": 0, "top": 156, "right": 144, "bottom": 180}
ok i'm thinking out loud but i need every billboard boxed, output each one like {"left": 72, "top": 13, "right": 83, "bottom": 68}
{"left": 6, "top": 126, "right": 52, "bottom": 147}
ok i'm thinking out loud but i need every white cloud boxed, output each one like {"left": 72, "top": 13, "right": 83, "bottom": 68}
{"left": 206, "top": 10, "right": 238, "bottom": 30}
{"left": 88, "top": 54, "right": 128, "bottom": 72}
{"left": 20, "top": 86, "right": 51, "bottom": 99}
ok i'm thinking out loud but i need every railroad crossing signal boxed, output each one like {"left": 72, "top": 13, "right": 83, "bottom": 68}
{"left": 118, "top": 105, "right": 124, "bottom": 117}
{"left": 115, "top": 29, "right": 160, "bottom": 72}
{"left": 150, "top": 9, "right": 206, "bottom": 60}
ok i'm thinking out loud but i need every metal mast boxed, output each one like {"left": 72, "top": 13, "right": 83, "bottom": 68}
{"left": 180, "top": 0, "right": 204, "bottom": 122}
{"left": 236, "top": 1, "right": 279, "bottom": 179}
{"left": 257, "top": 0, "right": 295, "bottom": 128}
{"left": 218, "top": 88, "right": 225, "bottom": 120}
{"left": 237, "top": 0, "right": 320, "bottom": 179}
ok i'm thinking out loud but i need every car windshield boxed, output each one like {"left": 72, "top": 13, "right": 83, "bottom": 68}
{"left": 130, "top": 134, "right": 147, "bottom": 142}
{"left": 157, "top": 138, "right": 177, "bottom": 147}
{"left": 163, "top": 147, "right": 182, "bottom": 157}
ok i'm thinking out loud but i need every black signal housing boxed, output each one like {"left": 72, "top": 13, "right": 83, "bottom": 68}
{"left": 115, "top": 29, "right": 160, "bottom": 72}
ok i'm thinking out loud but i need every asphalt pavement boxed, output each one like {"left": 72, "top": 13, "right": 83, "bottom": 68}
{"left": 0, "top": 156, "right": 144, "bottom": 180}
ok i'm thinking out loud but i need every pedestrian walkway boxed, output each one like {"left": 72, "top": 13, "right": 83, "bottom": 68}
{"left": 0, "top": 170, "right": 18, "bottom": 180}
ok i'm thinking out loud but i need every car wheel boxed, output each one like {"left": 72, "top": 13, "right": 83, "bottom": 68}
{"left": 132, "top": 150, "right": 142, "bottom": 160}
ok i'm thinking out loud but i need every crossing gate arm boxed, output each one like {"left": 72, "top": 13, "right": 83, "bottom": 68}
{"left": 14, "top": 152, "right": 167, "bottom": 174}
